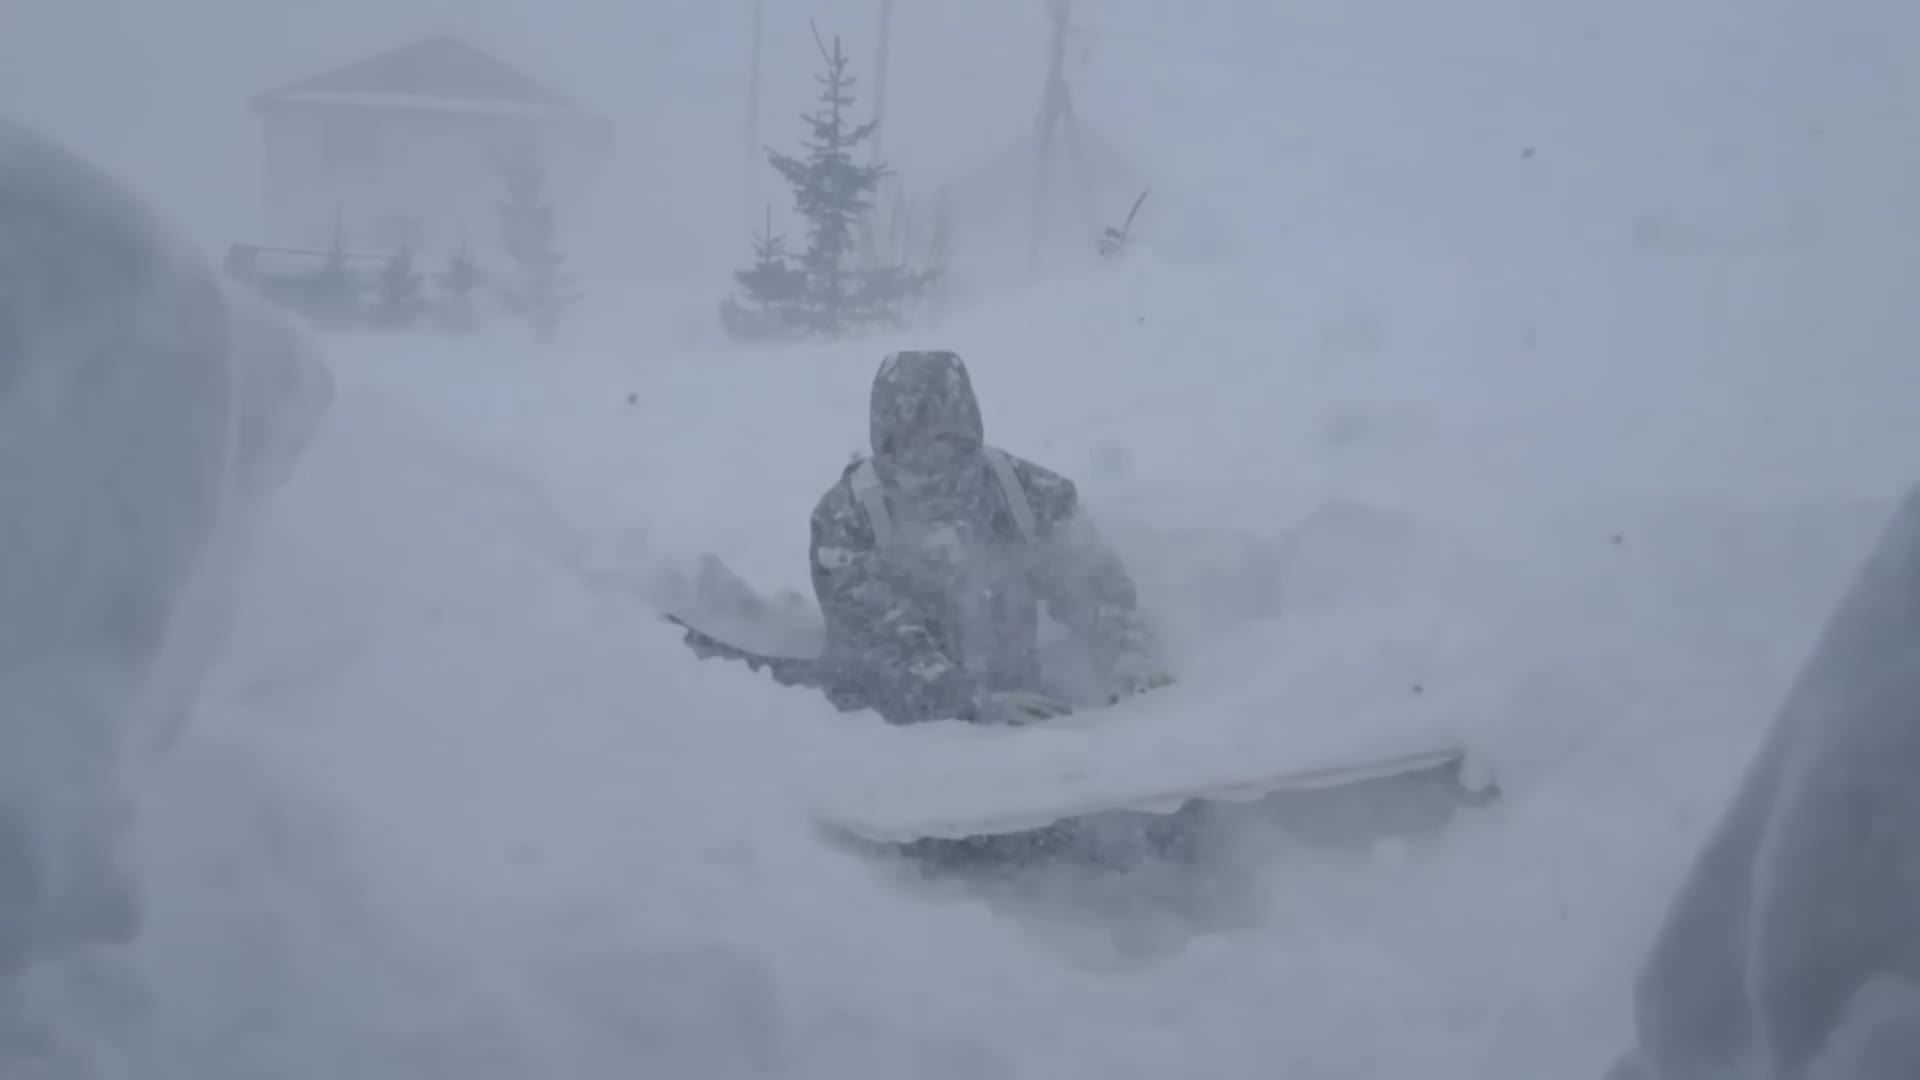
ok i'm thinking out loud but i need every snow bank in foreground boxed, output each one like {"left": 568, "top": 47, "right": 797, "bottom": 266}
{"left": 0, "top": 118, "right": 330, "bottom": 1075}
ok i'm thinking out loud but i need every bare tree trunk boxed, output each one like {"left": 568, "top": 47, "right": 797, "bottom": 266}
{"left": 1029, "top": 0, "right": 1071, "bottom": 271}
{"left": 745, "top": 0, "right": 765, "bottom": 229}
{"left": 870, "top": 0, "right": 895, "bottom": 166}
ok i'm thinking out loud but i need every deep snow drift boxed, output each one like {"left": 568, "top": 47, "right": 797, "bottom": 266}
{"left": 24, "top": 238, "right": 1907, "bottom": 1078}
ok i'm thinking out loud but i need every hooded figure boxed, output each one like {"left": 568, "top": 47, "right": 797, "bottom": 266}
{"left": 808, "top": 351, "right": 1168, "bottom": 725}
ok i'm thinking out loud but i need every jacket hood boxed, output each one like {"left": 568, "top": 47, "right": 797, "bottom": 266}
{"left": 869, "top": 350, "right": 984, "bottom": 461}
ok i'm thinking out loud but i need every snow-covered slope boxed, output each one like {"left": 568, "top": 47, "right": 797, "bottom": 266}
{"left": 24, "top": 238, "right": 1903, "bottom": 1078}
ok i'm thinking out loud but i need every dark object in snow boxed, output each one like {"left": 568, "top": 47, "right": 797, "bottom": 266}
{"left": 1099, "top": 189, "right": 1150, "bottom": 259}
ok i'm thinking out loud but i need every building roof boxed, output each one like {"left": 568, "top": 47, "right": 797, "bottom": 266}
{"left": 252, "top": 34, "right": 592, "bottom": 119}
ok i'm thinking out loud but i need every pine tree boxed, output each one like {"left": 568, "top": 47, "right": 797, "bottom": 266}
{"left": 497, "top": 155, "right": 580, "bottom": 340}
{"left": 724, "top": 24, "right": 939, "bottom": 342}
{"left": 371, "top": 248, "right": 425, "bottom": 330}
{"left": 436, "top": 239, "right": 487, "bottom": 334}
{"left": 764, "top": 26, "right": 889, "bottom": 336}
{"left": 307, "top": 207, "right": 360, "bottom": 329}
{"left": 720, "top": 206, "right": 806, "bottom": 342}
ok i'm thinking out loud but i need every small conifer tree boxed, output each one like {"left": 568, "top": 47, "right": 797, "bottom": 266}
{"left": 371, "top": 247, "right": 425, "bottom": 329}
{"left": 437, "top": 240, "right": 487, "bottom": 333}
{"left": 720, "top": 206, "right": 807, "bottom": 342}
{"left": 722, "top": 23, "right": 936, "bottom": 342}
{"left": 497, "top": 156, "right": 580, "bottom": 340}
{"left": 307, "top": 208, "right": 361, "bottom": 329}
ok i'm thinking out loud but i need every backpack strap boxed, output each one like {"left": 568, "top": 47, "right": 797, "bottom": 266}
{"left": 850, "top": 458, "right": 894, "bottom": 546}
{"left": 850, "top": 449, "right": 1036, "bottom": 547}
{"left": 983, "top": 448, "right": 1037, "bottom": 540}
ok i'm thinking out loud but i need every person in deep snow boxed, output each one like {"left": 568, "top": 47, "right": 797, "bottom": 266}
{"left": 808, "top": 350, "right": 1173, "bottom": 727}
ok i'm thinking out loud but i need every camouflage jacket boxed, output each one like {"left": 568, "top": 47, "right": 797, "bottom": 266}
{"left": 808, "top": 449, "right": 1151, "bottom": 724}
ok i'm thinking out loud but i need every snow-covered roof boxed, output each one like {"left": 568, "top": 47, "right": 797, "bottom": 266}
{"left": 252, "top": 34, "right": 593, "bottom": 120}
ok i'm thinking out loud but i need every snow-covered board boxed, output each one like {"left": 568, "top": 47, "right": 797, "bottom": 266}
{"left": 663, "top": 555, "right": 1504, "bottom": 848}
{"left": 804, "top": 673, "right": 1499, "bottom": 845}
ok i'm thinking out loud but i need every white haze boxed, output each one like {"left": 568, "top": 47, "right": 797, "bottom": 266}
{"left": 4, "top": 0, "right": 1920, "bottom": 1077}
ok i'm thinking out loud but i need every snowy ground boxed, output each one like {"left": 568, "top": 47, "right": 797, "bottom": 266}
{"left": 12, "top": 243, "right": 1897, "bottom": 1079}
{"left": 6, "top": 0, "right": 1918, "bottom": 1073}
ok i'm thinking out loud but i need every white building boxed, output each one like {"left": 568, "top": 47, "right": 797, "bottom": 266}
{"left": 248, "top": 34, "right": 611, "bottom": 261}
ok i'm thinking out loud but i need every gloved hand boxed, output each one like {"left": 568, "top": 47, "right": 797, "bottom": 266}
{"left": 967, "top": 690, "right": 1075, "bottom": 726}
